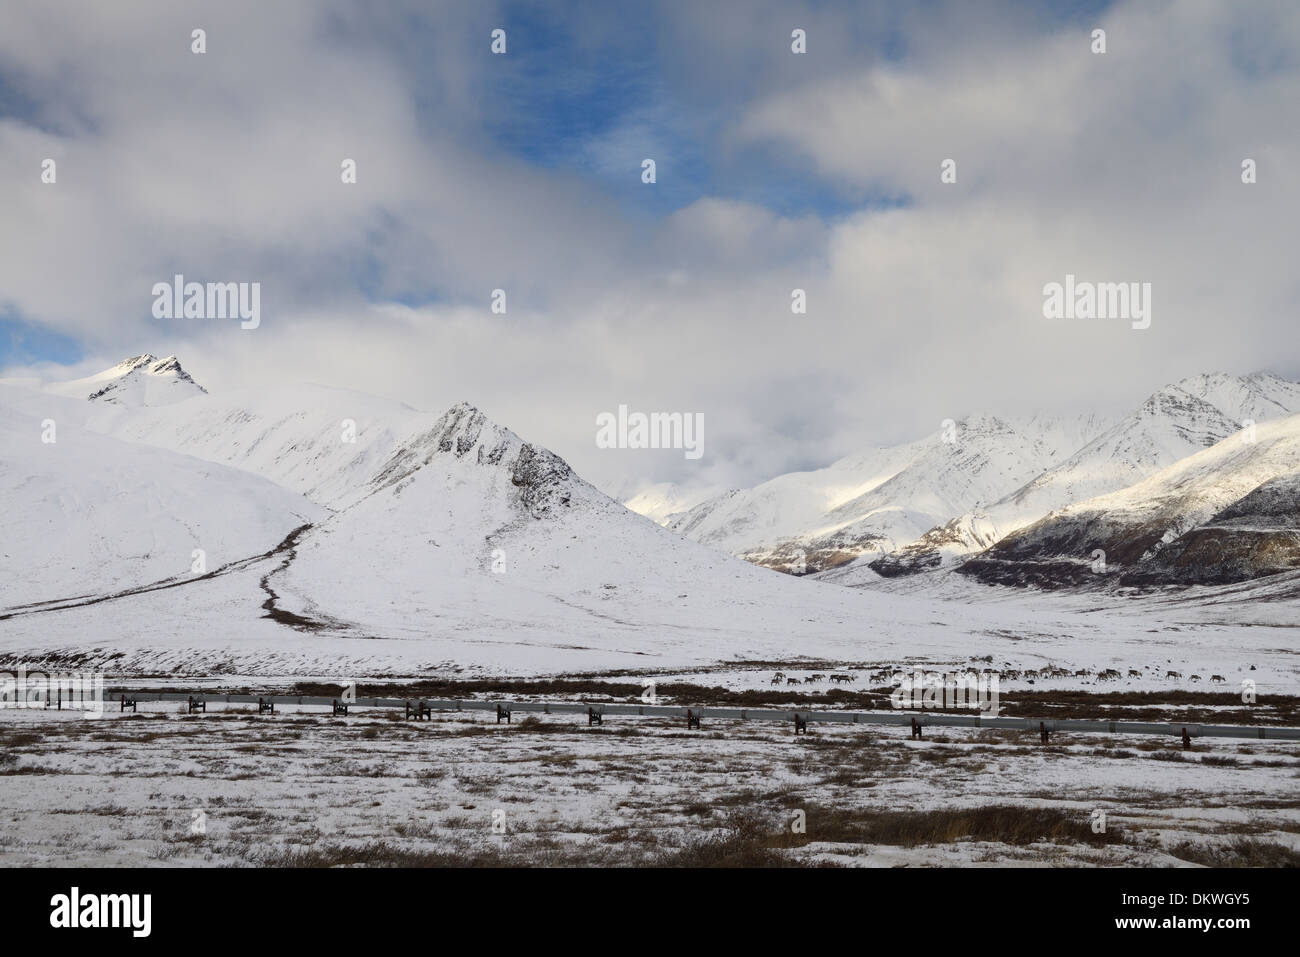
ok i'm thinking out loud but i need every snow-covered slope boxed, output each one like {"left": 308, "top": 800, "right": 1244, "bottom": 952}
{"left": 0, "top": 384, "right": 324, "bottom": 609}
{"left": 622, "top": 482, "right": 720, "bottom": 524}
{"left": 93, "top": 383, "right": 433, "bottom": 509}
{"left": 662, "top": 439, "right": 926, "bottom": 570}
{"left": 961, "top": 412, "right": 1300, "bottom": 587}
{"left": 873, "top": 373, "right": 1300, "bottom": 578}
{"left": 4, "top": 357, "right": 431, "bottom": 509}
{"left": 662, "top": 413, "right": 1104, "bottom": 575}
{"left": 270, "top": 401, "right": 641, "bottom": 634}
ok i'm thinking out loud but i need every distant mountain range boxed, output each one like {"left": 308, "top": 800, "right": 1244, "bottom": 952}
{"left": 3, "top": 355, "right": 1298, "bottom": 678}
{"left": 962, "top": 408, "right": 1300, "bottom": 588}
{"left": 630, "top": 372, "right": 1300, "bottom": 589}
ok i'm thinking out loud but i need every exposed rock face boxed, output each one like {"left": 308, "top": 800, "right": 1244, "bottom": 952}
{"left": 870, "top": 515, "right": 991, "bottom": 577}
{"left": 958, "top": 413, "right": 1300, "bottom": 589}
{"left": 1119, "top": 473, "right": 1300, "bottom": 586}
{"left": 371, "top": 401, "right": 583, "bottom": 516}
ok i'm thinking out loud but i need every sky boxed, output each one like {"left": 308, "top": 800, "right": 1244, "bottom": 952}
{"left": 2, "top": 0, "right": 1298, "bottom": 501}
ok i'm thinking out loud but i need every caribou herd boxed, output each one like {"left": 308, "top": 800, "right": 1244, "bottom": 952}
{"left": 768, "top": 665, "right": 1235, "bottom": 687}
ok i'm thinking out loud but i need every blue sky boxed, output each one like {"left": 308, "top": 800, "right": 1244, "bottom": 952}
{"left": 472, "top": 1, "right": 907, "bottom": 222}
{"left": 0, "top": 312, "right": 83, "bottom": 366}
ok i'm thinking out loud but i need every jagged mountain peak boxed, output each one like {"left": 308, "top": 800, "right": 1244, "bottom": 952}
{"left": 953, "top": 411, "right": 1015, "bottom": 431}
{"left": 147, "top": 355, "right": 185, "bottom": 375}
{"left": 111, "top": 353, "right": 159, "bottom": 373}
{"left": 86, "top": 354, "right": 207, "bottom": 404}
{"left": 1166, "top": 370, "right": 1300, "bottom": 423}
{"left": 41, "top": 353, "right": 208, "bottom": 407}
{"left": 428, "top": 401, "right": 497, "bottom": 453}
{"left": 103, "top": 353, "right": 194, "bottom": 380}
{"left": 367, "top": 400, "right": 593, "bottom": 517}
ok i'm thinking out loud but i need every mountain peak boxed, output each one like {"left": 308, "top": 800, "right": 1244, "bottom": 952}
{"left": 112, "top": 354, "right": 158, "bottom": 373}
{"left": 148, "top": 355, "right": 183, "bottom": 374}
{"left": 82, "top": 353, "right": 207, "bottom": 406}
{"left": 367, "top": 400, "right": 591, "bottom": 517}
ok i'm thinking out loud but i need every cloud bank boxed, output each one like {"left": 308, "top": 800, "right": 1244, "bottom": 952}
{"left": 2, "top": 0, "right": 1297, "bottom": 498}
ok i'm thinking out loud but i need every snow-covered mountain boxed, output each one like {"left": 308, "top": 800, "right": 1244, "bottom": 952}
{"left": 268, "top": 401, "right": 716, "bottom": 639}
{"left": 961, "top": 412, "right": 1300, "bottom": 588}
{"left": 2, "top": 356, "right": 1298, "bottom": 681}
{"left": 658, "top": 412, "right": 1108, "bottom": 575}
{"left": 3, "top": 357, "right": 432, "bottom": 509}
{"left": 870, "top": 373, "right": 1300, "bottom": 578}
{"left": 266, "top": 399, "right": 901, "bottom": 654}
{"left": 45, "top": 354, "right": 208, "bottom": 407}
